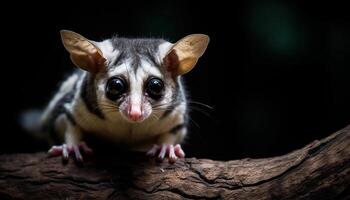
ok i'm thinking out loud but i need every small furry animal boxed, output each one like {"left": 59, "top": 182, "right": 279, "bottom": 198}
{"left": 21, "top": 30, "right": 209, "bottom": 163}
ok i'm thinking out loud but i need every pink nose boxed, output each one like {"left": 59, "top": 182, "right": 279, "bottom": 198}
{"left": 128, "top": 105, "right": 142, "bottom": 121}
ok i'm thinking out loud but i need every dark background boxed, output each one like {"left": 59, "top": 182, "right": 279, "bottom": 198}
{"left": 1, "top": 1, "right": 350, "bottom": 160}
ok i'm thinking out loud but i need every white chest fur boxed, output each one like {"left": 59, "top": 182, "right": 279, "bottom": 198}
{"left": 70, "top": 96, "right": 186, "bottom": 147}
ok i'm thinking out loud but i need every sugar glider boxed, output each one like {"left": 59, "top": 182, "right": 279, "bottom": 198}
{"left": 21, "top": 30, "right": 209, "bottom": 163}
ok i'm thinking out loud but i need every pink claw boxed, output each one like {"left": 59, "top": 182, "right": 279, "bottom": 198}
{"left": 146, "top": 144, "right": 185, "bottom": 163}
{"left": 48, "top": 145, "right": 63, "bottom": 156}
{"left": 168, "top": 145, "right": 177, "bottom": 163}
{"left": 79, "top": 142, "right": 93, "bottom": 155}
{"left": 174, "top": 144, "right": 185, "bottom": 158}
{"left": 146, "top": 144, "right": 159, "bottom": 157}
{"left": 48, "top": 141, "right": 93, "bottom": 163}
{"left": 62, "top": 144, "right": 69, "bottom": 162}
{"left": 73, "top": 145, "right": 83, "bottom": 162}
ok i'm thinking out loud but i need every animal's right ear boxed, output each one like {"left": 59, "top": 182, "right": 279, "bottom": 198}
{"left": 163, "top": 34, "right": 209, "bottom": 76}
{"left": 60, "top": 30, "right": 106, "bottom": 74}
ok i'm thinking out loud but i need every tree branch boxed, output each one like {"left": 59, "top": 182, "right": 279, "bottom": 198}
{"left": 1, "top": 125, "right": 350, "bottom": 199}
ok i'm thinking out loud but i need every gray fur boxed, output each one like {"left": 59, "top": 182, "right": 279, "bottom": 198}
{"left": 161, "top": 79, "right": 185, "bottom": 119}
{"left": 109, "top": 37, "right": 186, "bottom": 119}
{"left": 112, "top": 51, "right": 126, "bottom": 66}
{"left": 43, "top": 80, "right": 78, "bottom": 142}
{"left": 110, "top": 38, "right": 165, "bottom": 71}
{"left": 80, "top": 73, "right": 105, "bottom": 119}
{"left": 22, "top": 35, "right": 193, "bottom": 151}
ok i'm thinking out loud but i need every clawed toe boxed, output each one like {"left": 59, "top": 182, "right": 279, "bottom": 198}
{"left": 48, "top": 141, "right": 93, "bottom": 163}
{"left": 146, "top": 144, "right": 185, "bottom": 163}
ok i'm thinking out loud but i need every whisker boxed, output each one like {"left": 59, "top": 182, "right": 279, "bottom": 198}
{"left": 188, "top": 101, "right": 214, "bottom": 110}
{"left": 150, "top": 113, "right": 160, "bottom": 121}
{"left": 99, "top": 103, "right": 119, "bottom": 107}
{"left": 102, "top": 110, "right": 120, "bottom": 114}
{"left": 98, "top": 102, "right": 120, "bottom": 110}
{"left": 153, "top": 105, "right": 213, "bottom": 121}
{"left": 100, "top": 105, "right": 119, "bottom": 109}
{"left": 100, "top": 107, "right": 119, "bottom": 111}
{"left": 153, "top": 107, "right": 200, "bottom": 129}
{"left": 188, "top": 115, "right": 200, "bottom": 129}
{"left": 152, "top": 101, "right": 176, "bottom": 109}
{"left": 188, "top": 106, "right": 213, "bottom": 119}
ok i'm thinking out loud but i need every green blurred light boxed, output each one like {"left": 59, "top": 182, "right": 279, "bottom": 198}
{"left": 252, "top": 1, "right": 300, "bottom": 55}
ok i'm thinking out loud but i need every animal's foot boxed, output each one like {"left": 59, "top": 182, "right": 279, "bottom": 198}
{"left": 146, "top": 144, "right": 185, "bottom": 163}
{"left": 48, "top": 141, "right": 93, "bottom": 163}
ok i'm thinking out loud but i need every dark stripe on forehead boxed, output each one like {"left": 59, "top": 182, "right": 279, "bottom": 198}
{"left": 110, "top": 37, "right": 165, "bottom": 71}
{"left": 143, "top": 50, "right": 160, "bottom": 68}
{"left": 111, "top": 37, "right": 165, "bottom": 53}
{"left": 131, "top": 55, "right": 141, "bottom": 74}
{"left": 80, "top": 73, "right": 105, "bottom": 119}
{"left": 112, "top": 51, "right": 126, "bottom": 67}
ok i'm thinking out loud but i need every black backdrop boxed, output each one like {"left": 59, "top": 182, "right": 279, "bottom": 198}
{"left": 2, "top": 1, "right": 350, "bottom": 160}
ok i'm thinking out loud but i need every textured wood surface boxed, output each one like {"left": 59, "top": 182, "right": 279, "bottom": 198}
{"left": 1, "top": 125, "right": 350, "bottom": 199}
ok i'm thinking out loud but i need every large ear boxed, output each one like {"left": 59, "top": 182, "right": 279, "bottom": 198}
{"left": 60, "top": 30, "right": 106, "bottom": 74}
{"left": 163, "top": 34, "right": 209, "bottom": 76}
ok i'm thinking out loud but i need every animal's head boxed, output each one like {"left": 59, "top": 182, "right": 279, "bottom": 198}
{"left": 60, "top": 30, "right": 209, "bottom": 123}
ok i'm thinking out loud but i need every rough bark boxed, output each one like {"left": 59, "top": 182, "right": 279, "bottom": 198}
{"left": 0, "top": 125, "right": 350, "bottom": 200}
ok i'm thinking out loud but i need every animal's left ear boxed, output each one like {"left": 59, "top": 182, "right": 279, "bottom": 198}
{"left": 60, "top": 30, "right": 106, "bottom": 74}
{"left": 163, "top": 34, "right": 209, "bottom": 76}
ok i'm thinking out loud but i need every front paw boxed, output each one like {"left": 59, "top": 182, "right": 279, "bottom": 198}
{"left": 146, "top": 144, "right": 185, "bottom": 163}
{"left": 48, "top": 141, "right": 93, "bottom": 163}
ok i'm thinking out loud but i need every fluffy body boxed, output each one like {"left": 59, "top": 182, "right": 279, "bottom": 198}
{"left": 22, "top": 31, "right": 209, "bottom": 163}
{"left": 39, "top": 37, "right": 188, "bottom": 157}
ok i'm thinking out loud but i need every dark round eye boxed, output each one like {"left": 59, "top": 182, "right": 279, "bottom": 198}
{"left": 106, "top": 77, "right": 127, "bottom": 100}
{"left": 146, "top": 78, "right": 164, "bottom": 100}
